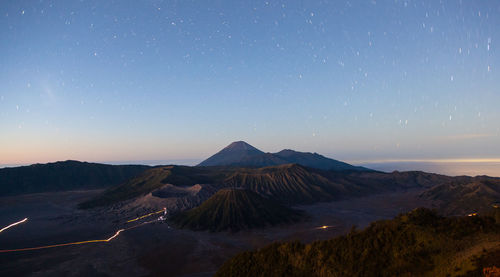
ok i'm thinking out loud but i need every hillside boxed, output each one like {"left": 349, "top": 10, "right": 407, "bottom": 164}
{"left": 170, "top": 188, "right": 303, "bottom": 232}
{"left": 221, "top": 164, "right": 365, "bottom": 204}
{"left": 80, "top": 164, "right": 460, "bottom": 209}
{"left": 80, "top": 164, "right": 378, "bottom": 209}
{"left": 215, "top": 208, "right": 500, "bottom": 277}
{"left": 0, "top": 160, "right": 150, "bottom": 196}
{"left": 198, "top": 141, "right": 370, "bottom": 171}
{"left": 420, "top": 177, "right": 500, "bottom": 216}
{"left": 78, "top": 165, "right": 218, "bottom": 209}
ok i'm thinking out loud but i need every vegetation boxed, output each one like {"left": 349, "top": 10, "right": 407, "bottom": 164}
{"left": 215, "top": 208, "right": 500, "bottom": 277}
{"left": 170, "top": 188, "right": 304, "bottom": 232}
{"left": 0, "top": 160, "right": 149, "bottom": 196}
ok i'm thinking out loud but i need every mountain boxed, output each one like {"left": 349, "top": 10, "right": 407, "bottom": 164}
{"left": 420, "top": 176, "right": 500, "bottom": 216}
{"left": 80, "top": 163, "right": 444, "bottom": 209}
{"left": 222, "top": 164, "right": 366, "bottom": 204}
{"left": 78, "top": 165, "right": 218, "bottom": 209}
{"left": 0, "top": 160, "right": 150, "bottom": 196}
{"left": 81, "top": 164, "right": 382, "bottom": 209}
{"left": 231, "top": 152, "right": 289, "bottom": 167}
{"left": 274, "top": 149, "right": 368, "bottom": 171}
{"left": 197, "top": 141, "right": 274, "bottom": 167}
{"left": 170, "top": 188, "right": 303, "bottom": 232}
{"left": 198, "top": 141, "right": 370, "bottom": 171}
{"left": 215, "top": 208, "right": 500, "bottom": 277}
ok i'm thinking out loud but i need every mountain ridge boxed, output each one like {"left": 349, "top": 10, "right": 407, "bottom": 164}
{"left": 198, "top": 141, "right": 370, "bottom": 171}
{"left": 80, "top": 163, "right": 451, "bottom": 209}
{"left": 197, "top": 141, "right": 267, "bottom": 167}
{"left": 0, "top": 160, "right": 150, "bottom": 196}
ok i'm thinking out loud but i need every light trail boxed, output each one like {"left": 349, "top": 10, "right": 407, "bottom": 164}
{"left": 126, "top": 208, "right": 165, "bottom": 223}
{"left": 105, "top": 229, "right": 125, "bottom": 241}
{"left": 0, "top": 209, "right": 167, "bottom": 253}
{"left": 314, "top": 225, "right": 335, "bottom": 230}
{"left": 0, "top": 218, "right": 28, "bottom": 233}
{"left": 0, "top": 229, "right": 126, "bottom": 253}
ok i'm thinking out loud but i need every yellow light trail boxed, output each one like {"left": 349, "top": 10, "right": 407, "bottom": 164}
{"left": 126, "top": 209, "right": 165, "bottom": 223}
{"left": 314, "top": 225, "right": 335, "bottom": 230}
{"left": 0, "top": 221, "right": 159, "bottom": 254}
{"left": 0, "top": 229, "right": 126, "bottom": 253}
{"left": 0, "top": 218, "right": 28, "bottom": 233}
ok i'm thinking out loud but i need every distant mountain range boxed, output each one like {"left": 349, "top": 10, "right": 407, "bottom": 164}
{"left": 80, "top": 163, "right": 454, "bottom": 210}
{"left": 0, "top": 160, "right": 150, "bottom": 196}
{"left": 3, "top": 142, "right": 499, "bottom": 225}
{"left": 197, "top": 141, "right": 370, "bottom": 171}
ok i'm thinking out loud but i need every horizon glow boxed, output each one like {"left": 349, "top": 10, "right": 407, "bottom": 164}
{"left": 1, "top": 1, "right": 499, "bottom": 176}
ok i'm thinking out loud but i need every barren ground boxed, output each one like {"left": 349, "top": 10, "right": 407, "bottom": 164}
{"left": 0, "top": 189, "right": 435, "bottom": 277}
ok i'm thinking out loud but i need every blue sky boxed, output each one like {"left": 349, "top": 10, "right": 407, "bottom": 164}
{"left": 0, "top": 0, "right": 499, "bottom": 170}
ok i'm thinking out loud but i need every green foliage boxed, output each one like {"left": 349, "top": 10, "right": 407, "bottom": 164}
{"left": 215, "top": 208, "right": 500, "bottom": 277}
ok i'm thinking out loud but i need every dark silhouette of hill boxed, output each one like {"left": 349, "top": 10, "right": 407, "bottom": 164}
{"left": 170, "top": 188, "right": 303, "bottom": 232}
{"left": 0, "top": 160, "right": 150, "bottom": 196}
{"left": 420, "top": 176, "right": 500, "bottom": 215}
{"left": 331, "top": 170, "right": 454, "bottom": 190}
{"left": 215, "top": 208, "right": 500, "bottom": 277}
{"left": 198, "top": 141, "right": 370, "bottom": 171}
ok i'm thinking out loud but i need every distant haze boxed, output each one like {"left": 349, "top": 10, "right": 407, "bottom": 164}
{"left": 357, "top": 160, "right": 500, "bottom": 177}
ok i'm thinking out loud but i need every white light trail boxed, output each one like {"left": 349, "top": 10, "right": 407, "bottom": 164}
{"left": 0, "top": 218, "right": 28, "bottom": 233}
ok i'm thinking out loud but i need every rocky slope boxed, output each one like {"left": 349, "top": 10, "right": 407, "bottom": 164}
{"left": 420, "top": 176, "right": 500, "bottom": 215}
{"left": 170, "top": 188, "right": 303, "bottom": 232}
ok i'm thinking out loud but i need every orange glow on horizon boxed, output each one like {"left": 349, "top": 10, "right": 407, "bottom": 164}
{"left": 351, "top": 158, "right": 500, "bottom": 164}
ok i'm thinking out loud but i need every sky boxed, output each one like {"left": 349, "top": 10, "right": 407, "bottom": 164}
{"left": 1, "top": 1, "right": 499, "bottom": 175}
